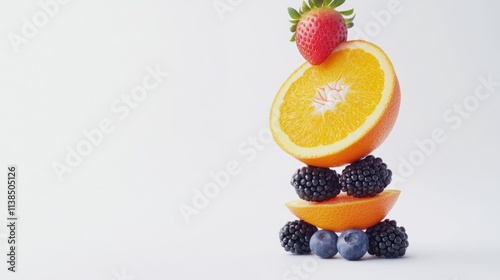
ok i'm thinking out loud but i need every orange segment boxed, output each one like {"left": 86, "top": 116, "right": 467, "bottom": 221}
{"left": 285, "top": 189, "right": 400, "bottom": 232}
{"left": 270, "top": 40, "right": 400, "bottom": 167}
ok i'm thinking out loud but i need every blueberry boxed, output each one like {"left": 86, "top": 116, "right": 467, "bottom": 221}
{"left": 310, "top": 230, "right": 338, "bottom": 259}
{"left": 337, "top": 229, "right": 368, "bottom": 261}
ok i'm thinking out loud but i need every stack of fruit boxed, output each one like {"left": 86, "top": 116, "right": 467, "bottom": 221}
{"left": 270, "top": 0, "right": 408, "bottom": 260}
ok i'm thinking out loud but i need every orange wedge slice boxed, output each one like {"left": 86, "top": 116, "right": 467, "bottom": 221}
{"left": 270, "top": 40, "right": 400, "bottom": 167}
{"left": 285, "top": 189, "right": 400, "bottom": 232}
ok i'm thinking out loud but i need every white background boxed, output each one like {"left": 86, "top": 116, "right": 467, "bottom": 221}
{"left": 1, "top": 0, "right": 500, "bottom": 279}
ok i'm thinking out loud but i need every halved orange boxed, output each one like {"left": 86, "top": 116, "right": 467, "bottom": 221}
{"left": 270, "top": 40, "right": 400, "bottom": 167}
{"left": 285, "top": 189, "right": 400, "bottom": 232}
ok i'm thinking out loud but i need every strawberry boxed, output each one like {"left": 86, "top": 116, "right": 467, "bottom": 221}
{"left": 289, "top": 0, "right": 355, "bottom": 65}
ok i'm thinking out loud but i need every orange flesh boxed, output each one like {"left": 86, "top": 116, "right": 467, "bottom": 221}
{"left": 280, "top": 48, "right": 384, "bottom": 147}
{"left": 285, "top": 190, "right": 400, "bottom": 232}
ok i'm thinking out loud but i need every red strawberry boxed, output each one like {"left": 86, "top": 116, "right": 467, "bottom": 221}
{"left": 289, "top": 0, "right": 354, "bottom": 65}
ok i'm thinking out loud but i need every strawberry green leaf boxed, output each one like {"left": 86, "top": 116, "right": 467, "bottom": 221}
{"left": 314, "top": 0, "right": 323, "bottom": 8}
{"left": 345, "top": 14, "right": 355, "bottom": 23}
{"left": 289, "top": 19, "right": 300, "bottom": 24}
{"left": 290, "top": 33, "right": 296, "bottom": 42}
{"left": 290, "top": 24, "right": 297, "bottom": 32}
{"left": 339, "top": 8, "right": 354, "bottom": 16}
{"left": 308, "top": 0, "right": 315, "bottom": 8}
{"left": 330, "top": 0, "right": 345, "bottom": 8}
{"left": 288, "top": 7, "right": 301, "bottom": 19}
{"left": 344, "top": 14, "right": 355, "bottom": 28}
{"left": 301, "top": 1, "right": 311, "bottom": 13}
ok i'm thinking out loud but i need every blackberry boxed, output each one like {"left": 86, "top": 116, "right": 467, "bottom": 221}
{"left": 279, "top": 220, "right": 318, "bottom": 254}
{"left": 339, "top": 155, "right": 392, "bottom": 198}
{"left": 291, "top": 166, "right": 341, "bottom": 202}
{"left": 366, "top": 219, "right": 409, "bottom": 258}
